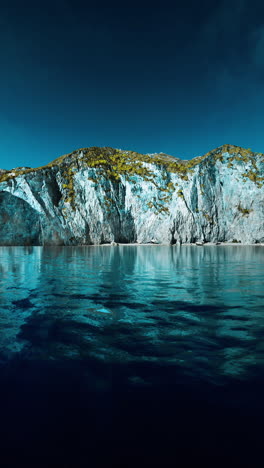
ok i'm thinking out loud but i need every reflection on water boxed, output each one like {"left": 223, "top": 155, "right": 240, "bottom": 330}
{"left": 1, "top": 245, "right": 264, "bottom": 467}
{"left": 0, "top": 245, "right": 264, "bottom": 384}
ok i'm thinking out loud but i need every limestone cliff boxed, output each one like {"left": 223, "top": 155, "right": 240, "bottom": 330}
{"left": 0, "top": 144, "right": 263, "bottom": 245}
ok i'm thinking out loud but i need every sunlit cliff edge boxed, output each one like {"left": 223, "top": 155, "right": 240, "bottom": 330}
{"left": 0, "top": 144, "right": 263, "bottom": 245}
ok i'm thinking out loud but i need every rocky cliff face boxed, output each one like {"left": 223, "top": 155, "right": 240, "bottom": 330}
{"left": 0, "top": 144, "right": 263, "bottom": 245}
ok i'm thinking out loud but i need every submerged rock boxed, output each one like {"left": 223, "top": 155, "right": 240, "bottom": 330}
{"left": 0, "top": 144, "right": 263, "bottom": 245}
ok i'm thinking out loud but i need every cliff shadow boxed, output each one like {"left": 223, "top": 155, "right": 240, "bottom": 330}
{"left": 0, "top": 192, "right": 41, "bottom": 245}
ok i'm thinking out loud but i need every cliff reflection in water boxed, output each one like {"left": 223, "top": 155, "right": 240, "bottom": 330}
{"left": 0, "top": 245, "right": 263, "bottom": 385}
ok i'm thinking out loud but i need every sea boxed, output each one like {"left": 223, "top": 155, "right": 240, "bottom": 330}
{"left": 0, "top": 245, "right": 263, "bottom": 468}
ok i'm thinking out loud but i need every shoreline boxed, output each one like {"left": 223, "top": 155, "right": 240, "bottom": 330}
{"left": 0, "top": 243, "right": 263, "bottom": 247}
{"left": 100, "top": 242, "right": 264, "bottom": 247}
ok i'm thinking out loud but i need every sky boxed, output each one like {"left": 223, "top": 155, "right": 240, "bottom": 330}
{"left": 1, "top": 0, "right": 264, "bottom": 169}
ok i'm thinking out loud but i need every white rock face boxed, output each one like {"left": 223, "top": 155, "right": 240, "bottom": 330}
{"left": 0, "top": 145, "right": 263, "bottom": 245}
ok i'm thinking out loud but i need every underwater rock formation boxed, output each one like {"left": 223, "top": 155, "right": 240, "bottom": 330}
{"left": 0, "top": 144, "right": 263, "bottom": 245}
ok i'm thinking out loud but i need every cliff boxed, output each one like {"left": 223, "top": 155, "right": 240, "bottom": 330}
{"left": 0, "top": 144, "right": 263, "bottom": 245}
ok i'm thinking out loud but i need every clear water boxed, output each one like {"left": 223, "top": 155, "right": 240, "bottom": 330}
{"left": 0, "top": 246, "right": 264, "bottom": 467}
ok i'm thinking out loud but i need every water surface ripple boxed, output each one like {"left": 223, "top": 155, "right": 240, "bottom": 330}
{"left": 1, "top": 245, "right": 263, "bottom": 385}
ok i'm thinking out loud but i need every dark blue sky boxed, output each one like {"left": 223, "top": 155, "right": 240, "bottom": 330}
{"left": 1, "top": 0, "right": 264, "bottom": 169}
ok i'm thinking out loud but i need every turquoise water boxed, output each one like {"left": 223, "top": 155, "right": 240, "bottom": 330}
{"left": 0, "top": 245, "right": 264, "bottom": 467}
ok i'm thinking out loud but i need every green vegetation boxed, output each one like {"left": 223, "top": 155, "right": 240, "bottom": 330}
{"left": 61, "top": 167, "right": 76, "bottom": 208}
{"left": 53, "top": 147, "right": 201, "bottom": 213}
{"left": 202, "top": 144, "right": 258, "bottom": 164}
{"left": 200, "top": 182, "right": 205, "bottom": 196}
{"left": 202, "top": 212, "right": 214, "bottom": 224}
{"left": 77, "top": 147, "right": 203, "bottom": 183}
{"left": 199, "top": 144, "right": 264, "bottom": 188}
{"left": 0, "top": 146, "right": 204, "bottom": 184}
{"left": 237, "top": 203, "right": 253, "bottom": 216}
{"left": 1, "top": 144, "right": 264, "bottom": 213}
{"left": 241, "top": 170, "right": 264, "bottom": 187}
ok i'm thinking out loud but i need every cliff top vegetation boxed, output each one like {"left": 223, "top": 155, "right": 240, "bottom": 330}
{"left": 0, "top": 144, "right": 263, "bottom": 185}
